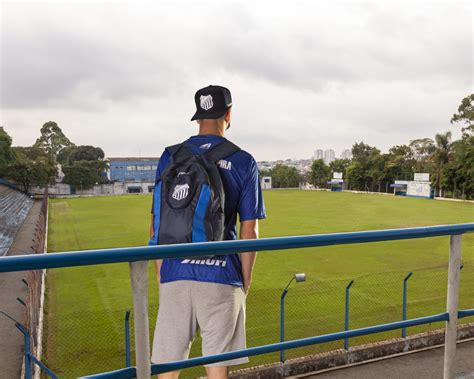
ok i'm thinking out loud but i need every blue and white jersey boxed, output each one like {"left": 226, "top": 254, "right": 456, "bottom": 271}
{"left": 152, "top": 134, "right": 266, "bottom": 287}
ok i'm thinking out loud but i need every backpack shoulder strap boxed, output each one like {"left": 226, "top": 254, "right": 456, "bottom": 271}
{"left": 165, "top": 142, "right": 193, "bottom": 163}
{"left": 203, "top": 140, "right": 241, "bottom": 163}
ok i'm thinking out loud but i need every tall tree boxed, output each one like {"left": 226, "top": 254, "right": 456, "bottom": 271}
{"left": 451, "top": 94, "right": 474, "bottom": 136}
{"left": 34, "top": 121, "right": 72, "bottom": 159}
{"left": 431, "top": 131, "right": 452, "bottom": 196}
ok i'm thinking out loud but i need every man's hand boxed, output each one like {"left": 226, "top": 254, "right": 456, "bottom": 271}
{"left": 240, "top": 219, "right": 259, "bottom": 294}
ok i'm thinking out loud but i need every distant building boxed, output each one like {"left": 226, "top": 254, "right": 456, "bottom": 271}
{"left": 314, "top": 149, "right": 324, "bottom": 160}
{"left": 324, "top": 149, "right": 335, "bottom": 165}
{"left": 340, "top": 149, "right": 352, "bottom": 160}
{"left": 108, "top": 157, "right": 159, "bottom": 183}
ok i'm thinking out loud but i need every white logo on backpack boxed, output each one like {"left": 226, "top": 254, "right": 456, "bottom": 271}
{"left": 200, "top": 95, "right": 213, "bottom": 110}
{"left": 172, "top": 184, "right": 189, "bottom": 201}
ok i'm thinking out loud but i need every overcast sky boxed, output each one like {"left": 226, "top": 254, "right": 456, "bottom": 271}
{"left": 1, "top": 0, "right": 472, "bottom": 161}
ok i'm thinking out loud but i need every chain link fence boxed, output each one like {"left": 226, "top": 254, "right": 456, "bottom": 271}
{"left": 22, "top": 190, "right": 49, "bottom": 377}
{"left": 41, "top": 255, "right": 473, "bottom": 378}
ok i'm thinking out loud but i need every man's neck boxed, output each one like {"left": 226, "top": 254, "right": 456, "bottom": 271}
{"left": 198, "top": 123, "right": 225, "bottom": 137}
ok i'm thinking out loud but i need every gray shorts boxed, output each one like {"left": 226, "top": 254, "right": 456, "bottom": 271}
{"left": 151, "top": 280, "right": 248, "bottom": 367}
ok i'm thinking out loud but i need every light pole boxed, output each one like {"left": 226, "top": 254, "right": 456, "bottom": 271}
{"left": 280, "top": 273, "right": 306, "bottom": 362}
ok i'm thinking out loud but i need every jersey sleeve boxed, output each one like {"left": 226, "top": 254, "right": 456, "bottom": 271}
{"left": 238, "top": 156, "right": 266, "bottom": 222}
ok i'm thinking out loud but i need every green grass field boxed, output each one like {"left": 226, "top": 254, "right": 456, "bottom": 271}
{"left": 43, "top": 191, "right": 474, "bottom": 378}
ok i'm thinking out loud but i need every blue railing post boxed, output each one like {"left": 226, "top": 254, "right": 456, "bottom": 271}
{"left": 0, "top": 311, "right": 58, "bottom": 379}
{"left": 344, "top": 280, "right": 354, "bottom": 350}
{"left": 125, "top": 310, "right": 131, "bottom": 367}
{"left": 280, "top": 288, "right": 289, "bottom": 362}
{"left": 402, "top": 272, "right": 413, "bottom": 338}
{"left": 16, "top": 323, "right": 32, "bottom": 379}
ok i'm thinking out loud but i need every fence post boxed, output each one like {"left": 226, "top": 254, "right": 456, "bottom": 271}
{"left": 15, "top": 323, "right": 32, "bottom": 379}
{"left": 344, "top": 280, "right": 354, "bottom": 350}
{"left": 402, "top": 272, "right": 413, "bottom": 338}
{"left": 129, "top": 261, "right": 150, "bottom": 379}
{"left": 443, "top": 234, "right": 462, "bottom": 379}
{"left": 280, "top": 288, "right": 289, "bottom": 363}
{"left": 125, "top": 310, "right": 131, "bottom": 367}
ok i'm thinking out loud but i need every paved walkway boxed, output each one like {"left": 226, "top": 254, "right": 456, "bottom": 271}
{"left": 300, "top": 340, "right": 474, "bottom": 379}
{"left": 0, "top": 201, "right": 42, "bottom": 379}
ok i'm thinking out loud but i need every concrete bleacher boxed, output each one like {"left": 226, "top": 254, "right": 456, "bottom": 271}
{"left": 0, "top": 184, "right": 34, "bottom": 256}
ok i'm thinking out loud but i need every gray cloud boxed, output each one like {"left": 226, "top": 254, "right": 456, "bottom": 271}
{"left": 1, "top": 0, "right": 472, "bottom": 160}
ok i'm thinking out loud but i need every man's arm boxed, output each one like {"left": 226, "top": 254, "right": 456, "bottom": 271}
{"left": 240, "top": 219, "right": 259, "bottom": 294}
{"left": 150, "top": 214, "right": 162, "bottom": 284}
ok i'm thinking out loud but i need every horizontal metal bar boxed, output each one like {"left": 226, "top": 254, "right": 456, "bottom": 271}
{"left": 1, "top": 224, "right": 473, "bottom": 273}
{"left": 81, "top": 312, "right": 449, "bottom": 378}
{"left": 458, "top": 309, "right": 474, "bottom": 318}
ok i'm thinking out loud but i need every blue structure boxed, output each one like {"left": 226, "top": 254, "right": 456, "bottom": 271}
{"left": 108, "top": 158, "right": 159, "bottom": 183}
{"left": 328, "top": 179, "right": 345, "bottom": 192}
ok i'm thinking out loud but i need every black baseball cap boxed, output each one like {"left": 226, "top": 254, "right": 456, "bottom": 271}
{"left": 190, "top": 85, "right": 233, "bottom": 121}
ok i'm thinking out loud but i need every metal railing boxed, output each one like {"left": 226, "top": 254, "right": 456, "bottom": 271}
{"left": 0, "top": 223, "right": 473, "bottom": 379}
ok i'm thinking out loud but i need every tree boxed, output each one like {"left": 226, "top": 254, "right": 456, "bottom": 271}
{"left": 269, "top": 164, "right": 301, "bottom": 188}
{"left": 0, "top": 127, "right": 15, "bottom": 177}
{"left": 431, "top": 131, "right": 452, "bottom": 196}
{"left": 58, "top": 145, "right": 105, "bottom": 164}
{"left": 451, "top": 94, "right": 474, "bottom": 136}
{"left": 328, "top": 159, "right": 351, "bottom": 177}
{"left": 34, "top": 121, "right": 72, "bottom": 159}
{"left": 368, "top": 153, "right": 388, "bottom": 192}
{"left": 345, "top": 142, "right": 381, "bottom": 190}
{"left": 351, "top": 141, "right": 380, "bottom": 163}
{"left": 7, "top": 146, "right": 56, "bottom": 193}
{"left": 58, "top": 144, "right": 109, "bottom": 186}
{"left": 409, "top": 138, "right": 435, "bottom": 158}
{"left": 442, "top": 135, "right": 474, "bottom": 199}
{"left": 62, "top": 161, "right": 104, "bottom": 189}
{"left": 57, "top": 145, "right": 77, "bottom": 165}
{"left": 309, "top": 159, "right": 330, "bottom": 187}
{"left": 385, "top": 145, "right": 415, "bottom": 182}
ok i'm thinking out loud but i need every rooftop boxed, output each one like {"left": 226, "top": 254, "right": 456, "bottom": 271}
{"left": 108, "top": 157, "right": 160, "bottom": 162}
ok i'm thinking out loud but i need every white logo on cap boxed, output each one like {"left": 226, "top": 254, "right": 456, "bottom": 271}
{"left": 172, "top": 184, "right": 189, "bottom": 201}
{"left": 200, "top": 95, "right": 213, "bottom": 111}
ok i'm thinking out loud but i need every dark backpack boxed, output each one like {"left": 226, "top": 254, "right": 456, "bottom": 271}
{"left": 150, "top": 140, "right": 240, "bottom": 248}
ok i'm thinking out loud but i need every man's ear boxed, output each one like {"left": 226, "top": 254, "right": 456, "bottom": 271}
{"left": 225, "top": 108, "right": 232, "bottom": 130}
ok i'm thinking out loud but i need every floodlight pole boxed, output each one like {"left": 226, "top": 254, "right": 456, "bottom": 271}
{"left": 443, "top": 234, "right": 462, "bottom": 379}
{"left": 129, "top": 261, "right": 151, "bottom": 379}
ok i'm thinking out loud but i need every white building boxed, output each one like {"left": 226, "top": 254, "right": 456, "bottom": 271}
{"left": 340, "top": 149, "right": 352, "bottom": 160}
{"left": 314, "top": 149, "right": 324, "bottom": 160}
{"left": 260, "top": 176, "right": 272, "bottom": 190}
{"left": 324, "top": 149, "right": 336, "bottom": 165}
